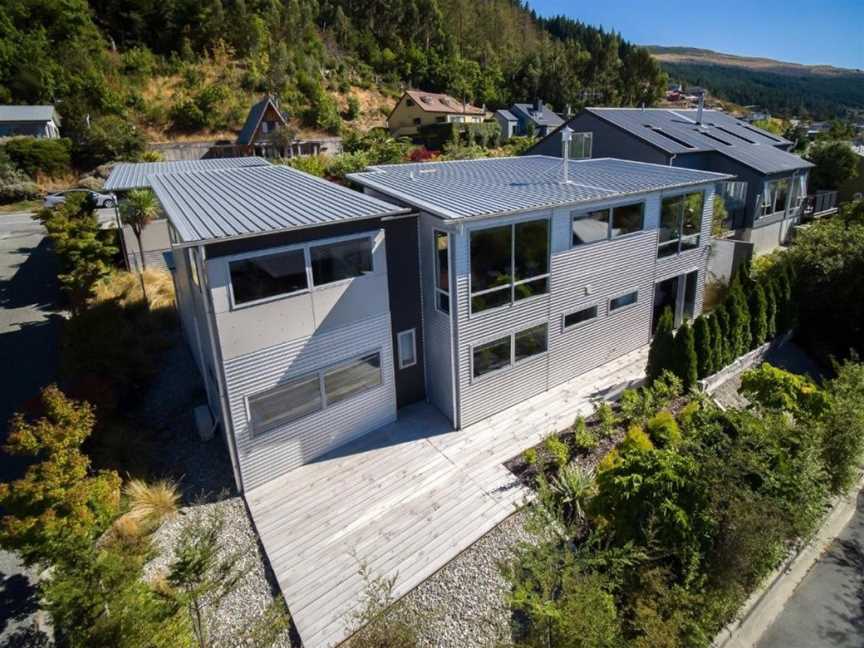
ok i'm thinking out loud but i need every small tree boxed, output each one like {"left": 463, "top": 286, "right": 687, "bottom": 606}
{"left": 674, "top": 321, "right": 698, "bottom": 390}
{"left": 727, "top": 278, "right": 751, "bottom": 356}
{"left": 748, "top": 282, "right": 769, "bottom": 347}
{"left": 121, "top": 189, "right": 160, "bottom": 304}
{"left": 693, "top": 315, "right": 714, "bottom": 379}
{"left": 0, "top": 386, "right": 121, "bottom": 566}
{"left": 714, "top": 304, "right": 732, "bottom": 367}
{"left": 346, "top": 94, "right": 361, "bottom": 120}
{"left": 646, "top": 307, "right": 675, "bottom": 383}
{"left": 709, "top": 311, "right": 726, "bottom": 371}
{"left": 806, "top": 140, "right": 860, "bottom": 191}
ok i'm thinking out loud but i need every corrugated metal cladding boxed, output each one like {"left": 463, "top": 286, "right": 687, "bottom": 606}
{"left": 150, "top": 165, "right": 408, "bottom": 245}
{"left": 348, "top": 156, "right": 731, "bottom": 220}
{"left": 418, "top": 213, "right": 454, "bottom": 422}
{"left": 104, "top": 156, "right": 270, "bottom": 191}
{"left": 223, "top": 313, "right": 397, "bottom": 490}
{"left": 451, "top": 186, "right": 715, "bottom": 428}
{"left": 586, "top": 108, "right": 813, "bottom": 175}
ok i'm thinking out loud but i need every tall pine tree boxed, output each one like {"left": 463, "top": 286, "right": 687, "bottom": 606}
{"left": 646, "top": 307, "right": 675, "bottom": 383}
{"left": 709, "top": 313, "right": 725, "bottom": 371}
{"left": 749, "top": 282, "right": 769, "bottom": 347}
{"left": 693, "top": 315, "right": 714, "bottom": 379}
{"left": 674, "top": 321, "right": 699, "bottom": 389}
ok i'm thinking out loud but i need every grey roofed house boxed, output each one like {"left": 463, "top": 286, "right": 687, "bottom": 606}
{"left": 236, "top": 95, "right": 288, "bottom": 147}
{"left": 528, "top": 107, "right": 823, "bottom": 255}
{"left": 0, "top": 104, "right": 61, "bottom": 138}
{"left": 511, "top": 100, "right": 565, "bottom": 132}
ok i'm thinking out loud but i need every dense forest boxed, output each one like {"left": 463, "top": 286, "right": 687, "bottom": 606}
{"left": 0, "top": 0, "right": 667, "bottom": 148}
{"left": 659, "top": 61, "right": 864, "bottom": 120}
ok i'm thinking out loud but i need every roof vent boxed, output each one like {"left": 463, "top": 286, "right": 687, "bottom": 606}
{"left": 560, "top": 126, "right": 574, "bottom": 184}
{"left": 696, "top": 92, "right": 704, "bottom": 125}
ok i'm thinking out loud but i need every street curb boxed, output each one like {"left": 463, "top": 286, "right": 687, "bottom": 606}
{"left": 712, "top": 473, "right": 864, "bottom": 648}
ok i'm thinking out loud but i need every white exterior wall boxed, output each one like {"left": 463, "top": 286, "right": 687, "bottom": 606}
{"left": 450, "top": 185, "right": 715, "bottom": 427}
{"left": 204, "top": 230, "right": 397, "bottom": 490}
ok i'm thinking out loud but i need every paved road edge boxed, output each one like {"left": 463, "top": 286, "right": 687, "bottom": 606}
{"left": 712, "top": 472, "right": 864, "bottom": 648}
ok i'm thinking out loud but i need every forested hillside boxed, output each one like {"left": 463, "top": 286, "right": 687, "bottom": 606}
{"left": 648, "top": 47, "right": 864, "bottom": 120}
{"left": 0, "top": 0, "right": 666, "bottom": 158}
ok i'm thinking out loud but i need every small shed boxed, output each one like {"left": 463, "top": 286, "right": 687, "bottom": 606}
{"left": 236, "top": 96, "right": 290, "bottom": 156}
{"left": 0, "top": 105, "right": 61, "bottom": 138}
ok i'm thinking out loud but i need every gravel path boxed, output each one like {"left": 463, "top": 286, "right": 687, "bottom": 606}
{"left": 387, "top": 509, "right": 534, "bottom": 648}
{"left": 143, "top": 498, "right": 295, "bottom": 648}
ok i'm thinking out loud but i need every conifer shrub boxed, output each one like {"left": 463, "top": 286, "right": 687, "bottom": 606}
{"left": 709, "top": 312, "right": 726, "bottom": 372}
{"left": 674, "top": 321, "right": 698, "bottom": 390}
{"left": 545, "top": 436, "right": 570, "bottom": 469}
{"left": 693, "top": 315, "right": 714, "bottom": 379}
{"left": 749, "top": 283, "right": 768, "bottom": 347}
{"left": 573, "top": 416, "right": 599, "bottom": 451}
{"left": 646, "top": 307, "right": 675, "bottom": 383}
{"left": 620, "top": 425, "right": 654, "bottom": 454}
{"left": 595, "top": 402, "right": 617, "bottom": 438}
{"left": 646, "top": 411, "right": 682, "bottom": 448}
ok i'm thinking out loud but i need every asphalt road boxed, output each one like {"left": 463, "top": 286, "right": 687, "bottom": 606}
{"left": 758, "top": 488, "right": 864, "bottom": 648}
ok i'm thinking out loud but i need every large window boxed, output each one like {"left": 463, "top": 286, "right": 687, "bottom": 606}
{"left": 563, "top": 305, "right": 599, "bottom": 329}
{"left": 324, "top": 352, "right": 382, "bottom": 405}
{"left": 472, "top": 323, "right": 549, "bottom": 379}
{"left": 311, "top": 238, "right": 373, "bottom": 286}
{"left": 658, "top": 192, "right": 704, "bottom": 258}
{"left": 247, "top": 351, "right": 382, "bottom": 436}
{"left": 470, "top": 218, "right": 549, "bottom": 314}
{"left": 248, "top": 372, "right": 322, "bottom": 434}
{"left": 760, "top": 179, "right": 791, "bottom": 217}
{"left": 230, "top": 249, "right": 308, "bottom": 305}
{"left": 434, "top": 231, "right": 450, "bottom": 314}
{"left": 572, "top": 202, "right": 644, "bottom": 246}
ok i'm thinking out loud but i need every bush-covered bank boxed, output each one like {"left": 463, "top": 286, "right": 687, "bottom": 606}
{"left": 503, "top": 359, "right": 864, "bottom": 648}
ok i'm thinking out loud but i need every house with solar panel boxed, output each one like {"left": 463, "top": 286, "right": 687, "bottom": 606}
{"left": 108, "top": 153, "right": 729, "bottom": 493}
{"left": 527, "top": 103, "right": 836, "bottom": 254}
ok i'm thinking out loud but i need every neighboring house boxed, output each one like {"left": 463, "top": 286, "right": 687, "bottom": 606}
{"left": 495, "top": 99, "right": 565, "bottom": 140}
{"left": 0, "top": 105, "right": 61, "bottom": 138}
{"left": 132, "top": 154, "right": 726, "bottom": 493}
{"left": 104, "top": 157, "right": 270, "bottom": 271}
{"left": 528, "top": 106, "right": 820, "bottom": 255}
{"left": 236, "top": 96, "right": 291, "bottom": 157}
{"left": 387, "top": 90, "right": 485, "bottom": 137}
{"left": 838, "top": 142, "right": 864, "bottom": 203}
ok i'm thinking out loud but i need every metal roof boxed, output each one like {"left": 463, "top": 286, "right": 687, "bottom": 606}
{"left": 403, "top": 90, "right": 485, "bottom": 115}
{"left": 495, "top": 109, "right": 517, "bottom": 122}
{"left": 0, "top": 105, "right": 60, "bottom": 124}
{"left": 512, "top": 103, "right": 565, "bottom": 129}
{"left": 150, "top": 165, "right": 408, "bottom": 246}
{"left": 585, "top": 108, "right": 813, "bottom": 174}
{"left": 348, "top": 156, "right": 733, "bottom": 221}
{"left": 104, "top": 157, "right": 270, "bottom": 191}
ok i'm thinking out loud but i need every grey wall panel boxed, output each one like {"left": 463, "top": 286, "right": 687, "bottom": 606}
{"left": 223, "top": 313, "right": 397, "bottom": 490}
{"left": 418, "top": 212, "right": 454, "bottom": 422}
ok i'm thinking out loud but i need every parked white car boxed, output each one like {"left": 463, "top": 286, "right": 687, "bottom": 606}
{"left": 43, "top": 189, "right": 117, "bottom": 209}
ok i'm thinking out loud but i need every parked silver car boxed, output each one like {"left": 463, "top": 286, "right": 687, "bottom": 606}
{"left": 43, "top": 189, "right": 117, "bottom": 209}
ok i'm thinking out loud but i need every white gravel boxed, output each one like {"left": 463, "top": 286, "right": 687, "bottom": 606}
{"left": 143, "top": 498, "right": 294, "bottom": 648}
{"left": 390, "top": 509, "right": 534, "bottom": 648}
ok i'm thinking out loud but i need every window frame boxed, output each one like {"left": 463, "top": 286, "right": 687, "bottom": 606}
{"left": 608, "top": 289, "right": 639, "bottom": 314}
{"left": 571, "top": 200, "right": 646, "bottom": 247}
{"left": 468, "top": 217, "right": 551, "bottom": 317}
{"left": 469, "top": 322, "right": 549, "bottom": 383}
{"left": 226, "top": 233, "right": 376, "bottom": 311}
{"left": 433, "top": 229, "right": 451, "bottom": 315}
{"left": 562, "top": 303, "right": 600, "bottom": 331}
{"left": 396, "top": 329, "right": 417, "bottom": 369}
{"left": 245, "top": 348, "right": 384, "bottom": 437}
{"left": 657, "top": 190, "right": 704, "bottom": 258}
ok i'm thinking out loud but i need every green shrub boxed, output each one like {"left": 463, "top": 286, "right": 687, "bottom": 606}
{"left": 619, "top": 388, "right": 655, "bottom": 426}
{"left": 595, "top": 402, "right": 617, "bottom": 438}
{"left": 620, "top": 425, "right": 654, "bottom": 454}
{"left": 651, "top": 371, "right": 684, "bottom": 407}
{"left": 819, "top": 360, "right": 864, "bottom": 493}
{"left": 709, "top": 312, "right": 726, "bottom": 371}
{"left": 674, "top": 321, "right": 698, "bottom": 390}
{"left": 283, "top": 154, "right": 328, "bottom": 177}
{"left": 693, "top": 315, "right": 714, "bottom": 379}
{"left": 740, "top": 363, "right": 828, "bottom": 417}
{"left": 550, "top": 464, "right": 596, "bottom": 524}
{"left": 0, "top": 151, "right": 39, "bottom": 202}
{"left": 646, "top": 307, "right": 675, "bottom": 383}
{"left": 3, "top": 136, "right": 72, "bottom": 177}
{"left": 346, "top": 95, "right": 360, "bottom": 120}
{"left": 545, "top": 435, "right": 570, "bottom": 469}
{"left": 646, "top": 411, "right": 682, "bottom": 448}
{"left": 573, "top": 417, "right": 599, "bottom": 450}
{"left": 169, "top": 99, "right": 208, "bottom": 132}
{"left": 522, "top": 447, "right": 538, "bottom": 466}
{"left": 75, "top": 116, "right": 146, "bottom": 167}
{"left": 748, "top": 282, "right": 768, "bottom": 347}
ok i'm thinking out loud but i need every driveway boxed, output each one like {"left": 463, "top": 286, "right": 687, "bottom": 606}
{"left": 758, "top": 488, "right": 864, "bottom": 648}
{"left": 0, "top": 211, "right": 62, "bottom": 646}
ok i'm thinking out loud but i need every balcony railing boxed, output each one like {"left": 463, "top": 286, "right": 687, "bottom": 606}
{"left": 802, "top": 191, "right": 839, "bottom": 219}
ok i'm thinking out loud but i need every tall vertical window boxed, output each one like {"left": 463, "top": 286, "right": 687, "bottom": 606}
{"left": 761, "top": 179, "right": 791, "bottom": 217}
{"left": 434, "top": 230, "right": 450, "bottom": 314}
{"left": 470, "top": 218, "right": 549, "bottom": 314}
{"left": 658, "top": 192, "right": 704, "bottom": 258}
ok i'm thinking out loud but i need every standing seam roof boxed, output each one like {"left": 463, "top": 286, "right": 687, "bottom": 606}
{"left": 104, "top": 157, "right": 270, "bottom": 191}
{"left": 348, "top": 156, "right": 733, "bottom": 220}
{"left": 150, "top": 165, "right": 408, "bottom": 245}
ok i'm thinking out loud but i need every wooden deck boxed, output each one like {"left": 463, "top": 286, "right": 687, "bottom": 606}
{"left": 245, "top": 346, "right": 648, "bottom": 648}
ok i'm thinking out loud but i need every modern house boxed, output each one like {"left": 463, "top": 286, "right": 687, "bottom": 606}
{"left": 0, "top": 105, "right": 61, "bottom": 138}
{"left": 387, "top": 90, "right": 485, "bottom": 137}
{"left": 528, "top": 106, "right": 824, "bottom": 254}
{"left": 141, "top": 155, "right": 728, "bottom": 493}
{"left": 494, "top": 99, "right": 565, "bottom": 140}
{"left": 104, "top": 157, "right": 270, "bottom": 271}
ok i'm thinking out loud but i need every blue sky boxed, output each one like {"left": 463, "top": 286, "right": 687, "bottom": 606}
{"left": 529, "top": 0, "right": 864, "bottom": 70}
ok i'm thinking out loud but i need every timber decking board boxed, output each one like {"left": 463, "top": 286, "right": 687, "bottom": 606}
{"left": 246, "top": 346, "right": 648, "bottom": 648}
